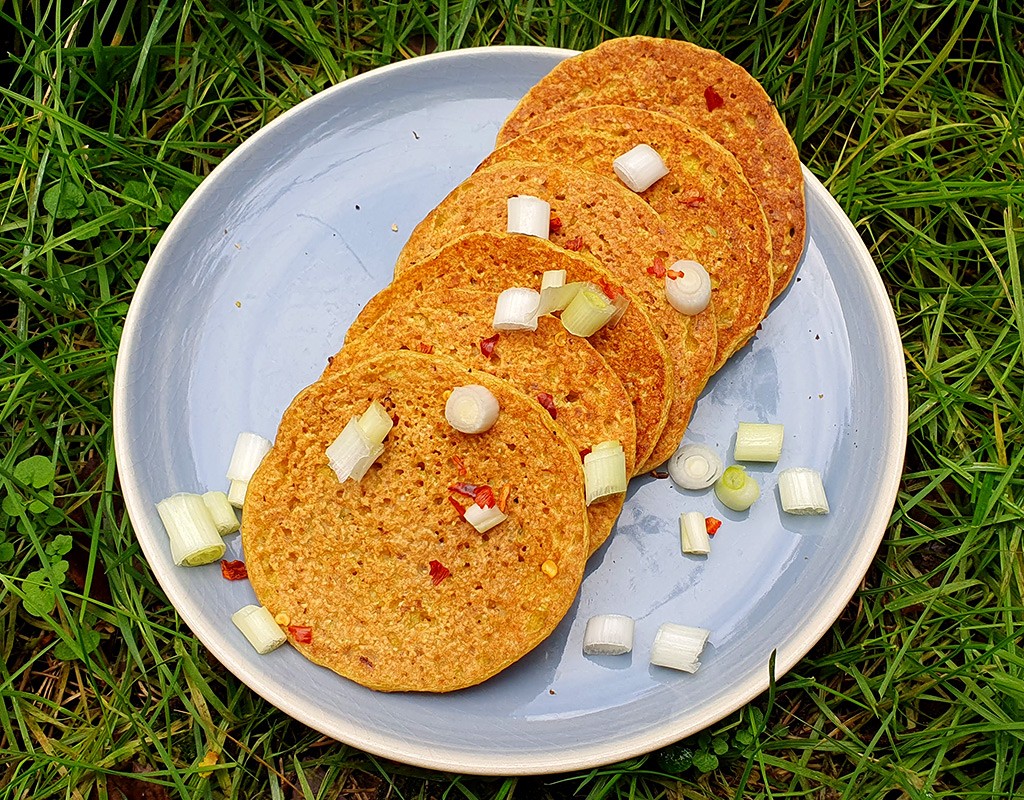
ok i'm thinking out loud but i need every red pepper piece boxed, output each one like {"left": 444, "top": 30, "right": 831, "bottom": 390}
{"left": 288, "top": 625, "right": 313, "bottom": 644}
{"left": 497, "top": 484, "right": 511, "bottom": 512}
{"left": 705, "top": 516, "right": 723, "bottom": 537}
{"left": 220, "top": 560, "right": 248, "bottom": 581}
{"left": 681, "top": 194, "right": 706, "bottom": 208}
{"left": 704, "top": 86, "right": 724, "bottom": 111}
{"left": 417, "top": 342, "right": 434, "bottom": 354}
{"left": 598, "top": 277, "right": 624, "bottom": 299}
{"left": 429, "top": 559, "right": 451, "bottom": 585}
{"left": 549, "top": 216, "right": 563, "bottom": 234}
{"left": 666, "top": 269, "right": 684, "bottom": 280}
{"left": 474, "top": 485, "right": 496, "bottom": 509}
{"left": 536, "top": 392, "right": 557, "bottom": 419}
{"left": 480, "top": 333, "right": 499, "bottom": 358}
{"left": 646, "top": 257, "right": 666, "bottom": 278}
{"left": 448, "top": 495, "right": 467, "bottom": 519}
{"left": 579, "top": 447, "right": 592, "bottom": 461}
{"left": 448, "top": 482, "right": 479, "bottom": 498}
{"left": 564, "top": 236, "right": 584, "bottom": 251}
{"left": 451, "top": 454, "right": 468, "bottom": 475}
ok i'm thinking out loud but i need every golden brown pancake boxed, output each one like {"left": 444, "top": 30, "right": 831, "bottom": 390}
{"left": 394, "top": 162, "right": 717, "bottom": 470}
{"left": 496, "top": 36, "right": 804, "bottom": 297}
{"left": 328, "top": 287, "right": 635, "bottom": 553}
{"left": 242, "top": 351, "right": 589, "bottom": 692}
{"left": 482, "top": 105, "right": 774, "bottom": 370}
{"left": 347, "top": 232, "right": 671, "bottom": 472}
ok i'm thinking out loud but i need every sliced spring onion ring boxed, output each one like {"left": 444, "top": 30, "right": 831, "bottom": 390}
{"left": 583, "top": 441, "right": 627, "bottom": 505}
{"left": 231, "top": 605, "right": 287, "bottom": 654}
{"left": 650, "top": 622, "right": 711, "bottom": 673}
{"left": 679, "top": 511, "right": 711, "bottom": 555}
{"left": 463, "top": 502, "right": 508, "bottom": 533}
{"left": 734, "top": 422, "right": 784, "bottom": 462}
{"left": 445, "top": 385, "right": 500, "bottom": 434}
{"left": 326, "top": 417, "right": 383, "bottom": 482}
{"left": 492, "top": 287, "right": 540, "bottom": 331}
{"left": 227, "top": 479, "right": 248, "bottom": 509}
{"left": 506, "top": 195, "right": 551, "bottom": 238}
{"left": 561, "top": 288, "right": 617, "bottom": 337}
{"left": 540, "top": 269, "right": 566, "bottom": 291}
{"left": 202, "top": 491, "right": 240, "bottom": 535}
{"left": 156, "top": 493, "right": 226, "bottom": 567}
{"left": 668, "top": 443, "right": 723, "bottom": 490}
{"left": 359, "top": 400, "right": 394, "bottom": 443}
{"left": 664, "top": 261, "right": 712, "bottom": 316}
{"left": 226, "top": 432, "right": 272, "bottom": 483}
{"left": 714, "top": 465, "right": 761, "bottom": 511}
{"left": 778, "top": 467, "right": 830, "bottom": 515}
{"left": 612, "top": 144, "right": 670, "bottom": 192}
{"left": 582, "top": 614, "right": 635, "bottom": 656}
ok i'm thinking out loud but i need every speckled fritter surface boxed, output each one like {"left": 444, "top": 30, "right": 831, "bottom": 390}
{"left": 393, "top": 163, "right": 717, "bottom": 471}
{"left": 496, "top": 36, "right": 805, "bottom": 298}
{"left": 242, "top": 351, "right": 589, "bottom": 693}
{"left": 328, "top": 288, "right": 635, "bottom": 553}
{"left": 482, "top": 106, "right": 774, "bottom": 371}
{"left": 348, "top": 232, "right": 671, "bottom": 472}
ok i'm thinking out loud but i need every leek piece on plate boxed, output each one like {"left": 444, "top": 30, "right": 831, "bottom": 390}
{"left": 612, "top": 144, "right": 670, "bottom": 192}
{"left": 506, "top": 195, "right": 550, "bottom": 238}
{"left": 664, "top": 261, "right": 712, "bottom": 316}
{"left": 714, "top": 465, "right": 760, "bottom": 512}
{"left": 202, "top": 490, "right": 240, "bottom": 535}
{"left": 156, "top": 493, "right": 226, "bottom": 567}
{"left": 583, "top": 441, "right": 627, "bottom": 505}
{"left": 493, "top": 287, "right": 540, "bottom": 331}
{"left": 668, "top": 443, "right": 723, "bottom": 490}
{"left": 359, "top": 400, "right": 394, "bottom": 444}
{"left": 778, "top": 467, "right": 830, "bottom": 515}
{"left": 734, "top": 422, "right": 784, "bottom": 462}
{"left": 326, "top": 417, "right": 383, "bottom": 482}
{"left": 561, "top": 288, "right": 617, "bottom": 337}
{"left": 231, "top": 605, "right": 287, "bottom": 654}
{"left": 227, "top": 479, "right": 248, "bottom": 509}
{"left": 445, "top": 385, "right": 500, "bottom": 434}
{"left": 583, "top": 614, "right": 635, "bottom": 655}
{"left": 463, "top": 502, "right": 507, "bottom": 533}
{"left": 650, "top": 622, "right": 711, "bottom": 673}
{"left": 679, "top": 512, "right": 711, "bottom": 555}
{"left": 226, "top": 432, "right": 273, "bottom": 483}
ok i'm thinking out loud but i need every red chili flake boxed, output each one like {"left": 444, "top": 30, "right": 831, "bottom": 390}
{"left": 549, "top": 216, "right": 563, "bottom": 234}
{"left": 598, "top": 277, "right": 624, "bottom": 299}
{"left": 579, "top": 447, "right": 592, "bottom": 461}
{"left": 646, "top": 256, "right": 666, "bottom": 278}
{"left": 417, "top": 342, "right": 434, "bottom": 354}
{"left": 474, "top": 485, "right": 496, "bottom": 509}
{"left": 480, "top": 333, "right": 500, "bottom": 358}
{"left": 536, "top": 392, "right": 557, "bottom": 419}
{"left": 429, "top": 559, "right": 451, "bottom": 585}
{"left": 359, "top": 655, "right": 374, "bottom": 669}
{"left": 497, "top": 484, "right": 512, "bottom": 513}
{"left": 704, "top": 86, "right": 725, "bottom": 111}
{"left": 681, "top": 194, "right": 706, "bottom": 208}
{"left": 288, "top": 625, "right": 313, "bottom": 644}
{"left": 448, "top": 495, "right": 467, "bottom": 519}
{"left": 564, "top": 236, "right": 584, "bottom": 251}
{"left": 666, "top": 268, "right": 684, "bottom": 280}
{"left": 448, "top": 482, "right": 479, "bottom": 498}
{"left": 220, "top": 560, "right": 248, "bottom": 581}
{"left": 705, "top": 516, "right": 723, "bottom": 537}
{"left": 451, "top": 454, "right": 468, "bottom": 475}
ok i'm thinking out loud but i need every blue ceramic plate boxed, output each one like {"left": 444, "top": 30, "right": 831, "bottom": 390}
{"left": 114, "top": 47, "right": 907, "bottom": 775}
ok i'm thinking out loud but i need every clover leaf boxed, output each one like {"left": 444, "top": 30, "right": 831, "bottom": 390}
{"left": 42, "top": 183, "right": 86, "bottom": 220}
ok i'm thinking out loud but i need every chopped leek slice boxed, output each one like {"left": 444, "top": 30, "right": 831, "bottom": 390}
{"left": 156, "top": 493, "right": 226, "bottom": 567}
{"left": 226, "top": 432, "right": 273, "bottom": 483}
{"left": 778, "top": 467, "right": 830, "bottom": 515}
{"left": 612, "top": 144, "right": 670, "bottom": 192}
{"left": 540, "top": 269, "right": 566, "bottom": 291}
{"left": 679, "top": 512, "right": 711, "bottom": 555}
{"left": 445, "top": 385, "right": 500, "bottom": 434}
{"left": 734, "top": 422, "right": 784, "bottom": 462}
{"left": 561, "top": 288, "right": 617, "bottom": 337}
{"left": 359, "top": 401, "right": 394, "bottom": 444}
{"left": 463, "top": 502, "right": 508, "bottom": 533}
{"left": 231, "top": 605, "right": 287, "bottom": 654}
{"left": 664, "top": 261, "right": 712, "bottom": 316}
{"left": 583, "top": 614, "right": 635, "bottom": 655}
{"left": 650, "top": 622, "right": 711, "bottom": 673}
{"left": 227, "top": 479, "right": 248, "bottom": 509}
{"left": 714, "top": 465, "right": 760, "bottom": 511}
{"left": 202, "top": 491, "right": 240, "bottom": 535}
{"left": 326, "top": 417, "right": 383, "bottom": 482}
{"left": 669, "top": 443, "right": 723, "bottom": 490}
{"left": 493, "top": 287, "right": 540, "bottom": 331}
{"left": 583, "top": 441, "right": 627, "bottom": 505}
{"left": 607, "top": 291, "right": 630, "bottom": 328}
{"left": 507, "top": 195, "right": 551, "bottom": 238}
{"left": 537, "top": 281, "right": 584, "bottom": 316}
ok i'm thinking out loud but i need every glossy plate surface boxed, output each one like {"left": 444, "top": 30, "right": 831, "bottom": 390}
{"left": 114, "top": 47, "right": 907, "bottom": 775}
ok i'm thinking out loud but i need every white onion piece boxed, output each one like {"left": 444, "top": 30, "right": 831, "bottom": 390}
{"left": 650, "top": 622, "right": 711, "bottom": 673}
{"left": 506, "top": 195, "right": 551, "bottom": 238}
{"left": 734, "top": 422, "right": 784, "bottom": 462}
{"left": 359, "top": 401, "right": 394, "bottom": 444}
{"left": 226, "top": 432, "right": 273, "bottom": 483}
{"left": 583, "top": 614, "right": 635, "bottom": 655}
{"left": 231, "top": 605, "right": 287, "bottom": 654}
{"left": 679, "top": 512, "right": 711, "bottom": 555}
{"left": 778, "top": 467, "right": 830, "bottom": 515}
{"left": 202, "top": 491, "right": 240, "bottom": 535}
{"left": 612, "top": 144, "right": 670, "bottom": 192}
{"left": 583, "top": 441, "right": 627, "bottom": 505}
{"left": 445, "top": 385, "right": 500, "bottom": 434}
{"left": 537, "top": 281, "right": 583, "bottom": 316}
{"left": 227, "top": 479, "right": 248, "bottom": 509}
{"left": 664, "top": 260, "right": 712, "bottom": 315}
{"left": 540, "top": 269, "right": 566, "bottom": 291}
{"left": 492, "top": 287, "right": 540, "bottom": 331}
{"left": 463, "top": 502, "right": 508, "bottom": 533}
{"left": 668, "top": 443, "right": 723, "bottom": 490}
{"left": 326, "top": 418, "right": 379, "bottom": 482}
{"left": 156, "top": 493, "right": 226, "bottom": 567}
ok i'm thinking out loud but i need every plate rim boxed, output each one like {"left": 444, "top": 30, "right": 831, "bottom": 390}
{"left": 113, "top": 45, "right": 907, "bottom": 775}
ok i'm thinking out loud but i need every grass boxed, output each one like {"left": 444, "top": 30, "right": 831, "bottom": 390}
{"left": 1, "top": 0, "right": 1022, "bottom": 797}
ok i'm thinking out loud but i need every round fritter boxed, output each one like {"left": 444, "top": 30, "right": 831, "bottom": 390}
{"left": 330, "top": 287, "right": 635, "bottom": 553}
{"left": 482, "top": 106, "right": 774, "bottom": 371}
{"left": 393, "top": 162, "right": 717, "bottom": 471}
{"left": 346, "top": 232, "right": 671, "bottom": 472}
{"left": 496, "top": 36, "right": 805, "bottom": 298}
{"left": 242, "top": 351, "right": 589, "bottom": 693}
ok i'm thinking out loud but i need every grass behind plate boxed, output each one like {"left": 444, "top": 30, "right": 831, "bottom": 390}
{"left": 1, "top": 0, "right": 1022, "bottom": 797}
